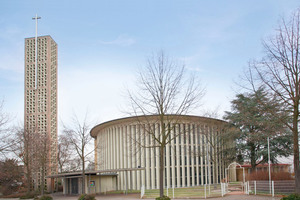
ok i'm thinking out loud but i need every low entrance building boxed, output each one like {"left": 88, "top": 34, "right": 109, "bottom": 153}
{"left": 47, "top": 168, "right": 144, "bottom": 194}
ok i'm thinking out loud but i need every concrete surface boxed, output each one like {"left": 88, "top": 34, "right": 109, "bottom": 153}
{"left": 0, "top": 192, "right": 283, "bottom": 200}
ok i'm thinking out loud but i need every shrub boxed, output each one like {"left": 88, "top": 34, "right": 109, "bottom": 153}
{"left": 0, "top": 184, "right": 20, "bottom": 196}
{"left": 78, "top": 194, "right": 95, "bottom": 200}
{"left": 248, "top": 171, "right": 269, "bottom": 180}
{"left": 39, "top": 195, "right": 53, "bottom": 200}
{"left": 155, "top": 195, "right": 171, "bottom": 200}
{"left": 273, "top": 172, "right": 293, "bottom": 180}
{"left": 20, "top": 193, "right": 36, "bottom": 199}
{"left": 2, "top": 192, "right": 24, "bottom": 198}
{"left": 248, "top": 171, "right": 294, "bottom": 181}
{"left": 281, "top": 194, "right": 300, "bottom": 200}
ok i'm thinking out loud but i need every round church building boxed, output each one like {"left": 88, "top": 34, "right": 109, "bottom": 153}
{"left": 90, "top": 115, "right": 231, "bottom": 191}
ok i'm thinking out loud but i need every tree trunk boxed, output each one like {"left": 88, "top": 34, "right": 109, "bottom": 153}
{"left": 249, "top": 142, "right": 256, "bottom": 171}
{"left": 159, "top": 145, "right": 164, "bottom": 197}
{"left": 41, "top": 167, "right": 45, "bottom": 195}
{"left": 293, "top": 105, "right": 300, "bottom": 194}
{"left": 82, "top": 157, "right": 85, "bottom": 194}
{"left": 26, "top": 167, "right": 32, "bottom": 193}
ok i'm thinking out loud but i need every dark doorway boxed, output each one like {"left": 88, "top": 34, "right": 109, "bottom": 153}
{"left": 71, "top": 178, "right": 78, "bottom": 194}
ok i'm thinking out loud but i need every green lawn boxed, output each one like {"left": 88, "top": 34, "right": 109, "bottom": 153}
{"left": 144, "top": 185, "right": 223, "bottom": 198}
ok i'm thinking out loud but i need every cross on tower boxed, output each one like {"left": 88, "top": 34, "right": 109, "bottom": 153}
{"left": 32, "top": 14, "right": 41, "bottom": 89}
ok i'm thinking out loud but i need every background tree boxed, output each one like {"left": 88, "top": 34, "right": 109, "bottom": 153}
{"left": 63, "top": 113, "right": 94, "bottom": 194}
{"left": 0, "top": 100, "right": 13, "bottom": 158}
{"left": 198, "top": 124, "right": 237, "bottom": 184}
{"left": 250, "top": 8, "right": 300, "bottom": 193}
{"left": 11, "top": 125, "right": 51, "bottom": 194}
{"left": 127, "top": 51, "right": 205, "bottom": 197}
{"left": 11, "top": 127, "right": 34, "bottom": 193}
{"left": 57, "top": 133, "right": 74, "bottom": 173}
{"left": 0, "top": 158, "right": 21, "bottom": 195}
{"left": 224, "top": 87, "right": 292, "bottom": 170}
{"left": 34, "top": 134, "right": 51, "bottom": 195}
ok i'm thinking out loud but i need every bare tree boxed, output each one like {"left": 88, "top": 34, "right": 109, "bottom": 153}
{"left": 57, "top": 133, "right": 74, "bottom": 173}
{"left": 251, "top": 8, "right": 300, "bottom": 193}
{"left": 34, "top": 134, "right": 51, "bottom": 195}
{"left": 128, "top": 51, "right": 205, "bottom": 197}
{"left": 63, "top": 113, "right": 94, "bottom": 194}
{"left": 0, "top": 158, "right": 22, "bottom": 195}
{"left": 12, "top": 125, "right": 52, "bottom": 194}
{"left": 12, "top": 126, "right": 36, "bottom": 193}
{"left": 198, "top": 124, "right": 236, "bottom": 184}
{"left": 0, "top": 100, "right": 13, "bottom": 158}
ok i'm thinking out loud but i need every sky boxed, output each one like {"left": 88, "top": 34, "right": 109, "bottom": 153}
{"left": 0, "top": 0, "right": 300, "bottom": 131}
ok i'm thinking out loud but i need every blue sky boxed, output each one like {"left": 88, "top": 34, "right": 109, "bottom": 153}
{"left": 0, "top": 0, "right": 299, "bottom": 127}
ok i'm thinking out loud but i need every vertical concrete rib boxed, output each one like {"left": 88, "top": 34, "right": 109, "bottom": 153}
{"left": 145, "top": 124, "right": 150, "bottom": 189}
{"left": 176, "top": 124, "right": 180, "bottom": 187}
{"left": 186, "top": 124, "right": 190, "bottom": 187}
{"left": 180, "top": 124, "right": 185, "bottom": 187}
{"left": 166, "top": 124, "right": 170, "bottom": 188}
{"left": 136, "top": 125, "right": 140, "bottom": 190}
{"left": 200, "top": 125, "right": 204, "bottom": 185}
{"left": 195, "top": 124, "right": 200, "bottom": 186}
{"left": 191, "top": 124, "right": 195, "bottom": 186}
{"left": 155, "top": 123, "right": 160, "bottom": 189}
{"left": 140, "top": 124, "right": 145, "bottom": 189}
{"left": 171, "top": 124, "right": 175, "bottom": 188}
{"left": 150, "top": 123, "right": 155, "bottom": 189}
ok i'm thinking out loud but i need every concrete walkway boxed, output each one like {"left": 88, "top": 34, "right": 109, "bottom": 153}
{"left": 0, "top": 193, "right": 283, "bottom": 200}
{"left": 49, "top": 193, "right": 282, "bottom": 200}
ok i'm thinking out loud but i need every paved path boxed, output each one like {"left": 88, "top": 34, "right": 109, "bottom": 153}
{"left": 49, "top": 193, "right": 282, "bottom": 200}
{"left": 0, "top": 193, "right": 283, "bottom": 200}
{"left": 205, "top": 194, "right": 281, "bottom": 200}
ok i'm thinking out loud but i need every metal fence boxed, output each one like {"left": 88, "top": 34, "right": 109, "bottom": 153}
{"left": 246, "top": 180, "right": 295, "bottom": 196}
{"left": 141, "top": 183, "right": 228, "bottom": 199}
{"left": 140, "top": 181, "right": 295, "bottom": 198}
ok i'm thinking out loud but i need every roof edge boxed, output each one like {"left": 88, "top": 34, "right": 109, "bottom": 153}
{"left": 90, "top": 114, "right": 227, "bottom": 138}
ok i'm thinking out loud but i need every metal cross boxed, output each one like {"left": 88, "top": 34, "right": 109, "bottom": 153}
{"left": 32, "top": 14, "right": 41, "bottom": 89}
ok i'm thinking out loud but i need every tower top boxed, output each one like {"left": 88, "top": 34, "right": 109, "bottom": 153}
{"left": 32, "top": 14, "right": 41, "bottom": 37}
{"left": 32, "top": 14, "right": 41, "bottom": 89}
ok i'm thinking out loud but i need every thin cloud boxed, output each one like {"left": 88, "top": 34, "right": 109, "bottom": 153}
{"left": 98, "top": 34, "right": 136, "bottom": 46}
{"left": 186, "top": 66, "right": 204, "bottom": 72}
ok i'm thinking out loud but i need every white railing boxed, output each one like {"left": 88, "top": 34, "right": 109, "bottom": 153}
{"left": 221, "top": 183, "right": 227, "bottom": 197}
{"left": 141, "top": 185, "right": 145, "bottom": 198}
{"left": 247, "top": 180, "right": 295, "bottom": 196}
{"left": 143, "top": 184, "right": 227, "bottom": 199}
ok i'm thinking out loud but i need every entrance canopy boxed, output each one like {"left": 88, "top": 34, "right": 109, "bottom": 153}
{"left": 47, "top": 167, "right": 145, "bottom": 178}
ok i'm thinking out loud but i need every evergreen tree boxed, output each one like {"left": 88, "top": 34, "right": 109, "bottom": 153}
{"left": 224, "top": 87, "right": 292, "bottom": 170}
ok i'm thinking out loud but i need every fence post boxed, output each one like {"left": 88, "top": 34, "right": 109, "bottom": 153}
{"left": 204, "top": 184, "right": 206, "bottom": 199}
{"left": 173, "top": 185, "right": 175, "bottom": 199}
{"left": 221, "top": 183, "right": 223, "bottom": 197}
{"left": 272, "top": 181, "right": 274, "bottom": 197}
{"left": 167, "top": 186, "right": 168, "bottom": 197}
{"left": 140, "top": 185, "right": 145, "bottom": 199}
{"left": 254, "top": 181, "right": 256, "bottom": 195}
{"left": 221, "top": 183, "right": 224, "bottom": 197}
{"left": 221, "top": 183, "right": 222, "bottom": 197}
{"left": 226, "top": 182, "right": 228, "bottom": 194}
{"left": 248, "top": 181, "right": 250, "bottom": 195}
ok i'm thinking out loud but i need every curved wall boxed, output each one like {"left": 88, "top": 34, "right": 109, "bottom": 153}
{"left": 91, "top": 115, "right": 229, "bottom": 190}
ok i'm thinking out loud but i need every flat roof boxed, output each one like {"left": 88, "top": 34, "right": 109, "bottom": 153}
{"left": 47, "top": 167, "right": 145, "bottom": 178}
{"left": 90, "top": 114, "right": 227, "bottom": 137}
